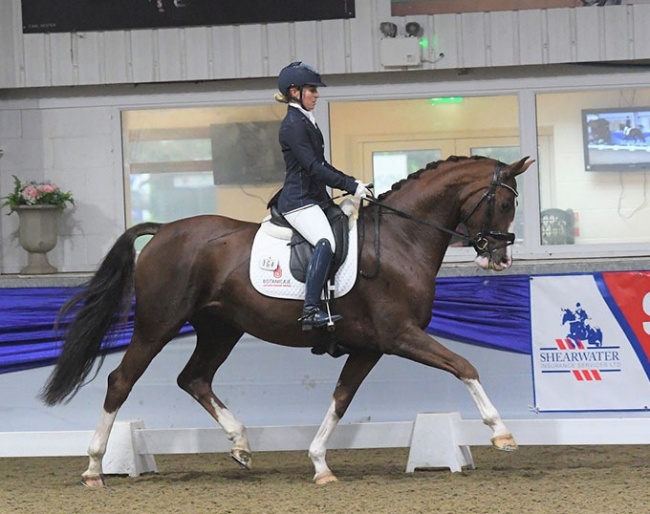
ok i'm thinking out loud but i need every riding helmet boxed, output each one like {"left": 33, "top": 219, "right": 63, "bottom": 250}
{"left": 277, "top": 61, "right": 326, "bottom": 97}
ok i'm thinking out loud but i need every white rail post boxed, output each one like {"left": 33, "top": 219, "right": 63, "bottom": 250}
{"left": 406, "top": 412, "right": 475, "bottom": 473}
{"left": 103, "top": 420, "right": 157, "bottom": 477}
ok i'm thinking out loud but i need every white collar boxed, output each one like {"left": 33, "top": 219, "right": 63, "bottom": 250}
{"left": 289, "top": 102, "right": 317, "bottom": 126}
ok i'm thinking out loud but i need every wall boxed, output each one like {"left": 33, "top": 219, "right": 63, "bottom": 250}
{"left": 4, "top": 1, "right": 650, "bottom": 89}
{"left": 0, "top": 333, "right": 578, "bottom": 433}
{"left": 3, "top": 65, "right": 650, "bottom": 272}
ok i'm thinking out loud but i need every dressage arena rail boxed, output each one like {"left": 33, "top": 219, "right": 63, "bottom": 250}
{"left": 2, "top": 413, "right": 650, "bottom": 475}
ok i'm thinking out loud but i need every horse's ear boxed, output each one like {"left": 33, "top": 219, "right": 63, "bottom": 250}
{"left": 501, "top": 157, "right": 534, "bottom": 180}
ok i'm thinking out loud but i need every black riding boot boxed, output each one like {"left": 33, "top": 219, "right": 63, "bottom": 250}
{"left": 300, "top": 239, "right": 342, "bottom": 330}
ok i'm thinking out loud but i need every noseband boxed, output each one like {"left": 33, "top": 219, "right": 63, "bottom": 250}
{"left": 461, "top": 166, "right": 519, "bottom": 254}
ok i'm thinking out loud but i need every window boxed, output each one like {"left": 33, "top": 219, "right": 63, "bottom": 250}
{"left": 329, "top": 95, "right": 521, "bottom": 260}
{"left": 536, "top": 89, "right": 650, "bottom": 250}
{"left": 121, "top": 104, "right": 286, "bottom": 227}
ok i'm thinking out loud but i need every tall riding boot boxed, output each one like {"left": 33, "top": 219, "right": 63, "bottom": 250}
{"left": 300, "top": 239, "right": 342, "bottom": 330}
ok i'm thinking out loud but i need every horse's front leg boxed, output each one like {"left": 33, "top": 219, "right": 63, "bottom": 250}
{"left": 388, "top": 327, "right": 517, "bottom": 452}
{"left": 462, "top": 377, "right": 517, "bottom": 451}
{"left": 309, "top": 351, "right": 382, "bottom": 484}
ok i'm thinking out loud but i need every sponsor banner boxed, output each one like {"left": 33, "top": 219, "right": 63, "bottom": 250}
{"left": 530, "top": 272, "right": 650, "bottom": 411}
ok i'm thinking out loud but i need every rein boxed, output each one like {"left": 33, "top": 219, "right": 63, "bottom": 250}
{"left": 358, "top": 166, "right": 519, "bottom": 278}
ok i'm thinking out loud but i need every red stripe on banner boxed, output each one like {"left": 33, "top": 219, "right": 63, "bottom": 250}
{"left": 583, "top": 370, "right": 593, "bottom": 380}
{"left": 592, "top": 370, "right": 602, "bottom": 380}
{"left": 602, "top": 272, "right": 650, "bottom": 365}
{"left": 556, "top": 338, "right": 567, "bottom": 350}
{"left": 575, "top": 339, "right": 585, "bottom": 350}
{"left": 573, "top": 370, "right": 583, "bottom": 381}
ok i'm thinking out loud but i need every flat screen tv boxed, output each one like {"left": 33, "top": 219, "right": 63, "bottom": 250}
{"left": 211, "top": 121, "right": 284, "bottom": 185}
{"left": 582, "top": 106, "right": 650, "bottom": 171}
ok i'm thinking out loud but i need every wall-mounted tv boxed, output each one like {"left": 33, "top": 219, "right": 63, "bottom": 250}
{"left": 582, "top": 106, "right": 650, "bottom": 171}
{"left": 211, "top": 121, "right": 284, "bottom": 185}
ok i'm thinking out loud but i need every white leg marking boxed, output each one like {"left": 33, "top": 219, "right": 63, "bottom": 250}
{"left": 83, "top": 408, "right": 118, "bottom": 479}
{"left": 309, "top": 399, "right": 340, "bottom": 481}
{"left": 463, "top": 378, "right": 510, "bottom": 439}
{"left": 210, "top": 399, "right": 250, "bottom": 452}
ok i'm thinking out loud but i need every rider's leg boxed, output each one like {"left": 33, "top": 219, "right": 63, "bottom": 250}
{"left": 301, "top": 238, "right": 342, "bottom": 329}
{"left": 282, "top": 205, "right": 341, "bottom": 330}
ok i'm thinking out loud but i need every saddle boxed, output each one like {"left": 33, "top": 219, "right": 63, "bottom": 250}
{"left": 267, "top": 202, "right": 349, "bottom": 283}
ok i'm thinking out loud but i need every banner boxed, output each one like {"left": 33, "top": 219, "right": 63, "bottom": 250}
{"left": 391, "top": 0, "right": 625, "bottom": 16}
{"left": 22, "top": 0, "right": 355, "bottom": 34}
{"left": 530, "top": 272, "right": 650, "bottom": 411}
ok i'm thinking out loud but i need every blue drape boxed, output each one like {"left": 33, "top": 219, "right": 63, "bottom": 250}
{"left": 0, "top": 276, "right": 532, "bottom": 374}
{"left": 426, "top": 275, "right": 531, "bottom": 354}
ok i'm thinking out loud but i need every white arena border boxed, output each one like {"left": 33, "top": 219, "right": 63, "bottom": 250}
{"left": 2, "top": 413, "right": 650, "bottom": 476}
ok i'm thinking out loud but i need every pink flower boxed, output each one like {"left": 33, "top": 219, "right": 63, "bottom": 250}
{"left": 39, "top": 183, "right": 57, "bottom": 193}
{"left": 21, "top": 185, "right": 40, "bottom": 202}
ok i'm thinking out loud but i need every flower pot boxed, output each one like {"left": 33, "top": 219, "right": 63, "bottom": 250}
{"left": 15, "top": 205, "right": 61, "bottom": 274}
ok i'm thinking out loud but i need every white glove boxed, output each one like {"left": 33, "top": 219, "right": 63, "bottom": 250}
{"left": 354, "top": 180, "right": 372, "bottom": 199}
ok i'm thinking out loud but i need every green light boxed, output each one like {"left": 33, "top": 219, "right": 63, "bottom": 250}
{"left": 429, "top": 97, "right": 464, "bottom": 106}
{"left": 419, "top": 38, "right": 429, "bottom": 49}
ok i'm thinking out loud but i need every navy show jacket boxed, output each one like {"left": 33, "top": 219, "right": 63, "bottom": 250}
{"left": 277, "top": 105, "right": 357, "bottom": 213}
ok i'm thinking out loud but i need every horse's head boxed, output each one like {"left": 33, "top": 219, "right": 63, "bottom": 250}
{"left": 460, "top": 157, "right": 533, "bottom": 271}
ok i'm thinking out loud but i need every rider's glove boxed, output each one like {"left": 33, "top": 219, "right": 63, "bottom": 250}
{"left": 354, "top": 180, "right": 372, "bottom": 199}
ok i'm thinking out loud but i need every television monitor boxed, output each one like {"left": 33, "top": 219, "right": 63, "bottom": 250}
{"left": 582, "top": 106, "right": 650, "bottom": 171}
{"left": 211, "top": 121, "right": 285, "bottom": 185}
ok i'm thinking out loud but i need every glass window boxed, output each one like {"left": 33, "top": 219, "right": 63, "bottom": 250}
{"left": 121, "top": 104, "right": 286, "bottom": 227}
{"left": 329, "top": 95, "right": 520, "bottom": 259}
{"left": 372, "top": 149, "right": 442, "bottom": 195}
{"left": 536, "top": 89, "right": 650, "bottom": 248}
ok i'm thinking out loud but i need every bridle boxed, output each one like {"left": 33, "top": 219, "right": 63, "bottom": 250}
{"left": 358, "top": 165, "right": 518, "bottom": 278}
{"left": 459, "top": 166, "right": 519, "bottom": 253}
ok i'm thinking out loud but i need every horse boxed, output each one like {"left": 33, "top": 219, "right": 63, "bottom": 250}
{"left": 40, "top": 155, "right": 533, "bottom": 487}
{"left": 619, "top": 123, "right": 646, "bottom": 145}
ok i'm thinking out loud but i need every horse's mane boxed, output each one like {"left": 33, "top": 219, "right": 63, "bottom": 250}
{"left": 375, "top": 155, "right": 492, "bottom": 202}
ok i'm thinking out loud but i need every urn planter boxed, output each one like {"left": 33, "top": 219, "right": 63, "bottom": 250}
{"left": 15, "top": 204, "right": 61, "bottom": 274}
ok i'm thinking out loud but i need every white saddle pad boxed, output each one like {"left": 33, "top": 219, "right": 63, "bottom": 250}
{"left": 249, "top": 220, "right": 359, "bottom": 300}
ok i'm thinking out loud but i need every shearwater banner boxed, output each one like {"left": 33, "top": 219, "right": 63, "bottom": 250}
{"left": 530, "top": 272, "right": 650, "bottom": 411}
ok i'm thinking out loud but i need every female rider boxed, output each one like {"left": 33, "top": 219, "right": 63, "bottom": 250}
{"left": 274, "top": 61, "right": 370, "bottom": 330}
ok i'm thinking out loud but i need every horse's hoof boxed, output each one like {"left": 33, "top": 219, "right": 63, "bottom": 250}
{"left": 81, "top": 473, "right": 106, "bottom": 488}
{"left": 314, "top": 471, "right": 339, "bottom": 485}
{"left": 491, "top": 434, "right": 518, "bottom": 452}
{"left": 230, "top": 449, "right": 252, "bottom": 470}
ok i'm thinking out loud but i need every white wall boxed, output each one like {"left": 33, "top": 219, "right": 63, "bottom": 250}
{"left": 4, "top": 64, "right": 650, "bottom": 273}
{"left": 5, "top": 1, "right": 650, "bottom": 89}
{"left": 3, "top": 331, "right": 644, "bottom": 434}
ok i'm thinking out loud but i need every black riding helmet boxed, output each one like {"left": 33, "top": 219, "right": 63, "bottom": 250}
{"left": 277, "top": 61, "right": 326, "bottom": 100}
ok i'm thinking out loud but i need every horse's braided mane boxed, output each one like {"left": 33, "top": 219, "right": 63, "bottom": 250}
{"left": 375, "top": 155, "right": 489, "bottom": 201}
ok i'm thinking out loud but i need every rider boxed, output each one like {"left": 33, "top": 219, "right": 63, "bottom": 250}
{"left": 274, "top": 61, "right": 371, "bottom": 330}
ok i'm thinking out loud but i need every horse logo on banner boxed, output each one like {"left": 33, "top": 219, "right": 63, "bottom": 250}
{"left": 561, "top": 302, "right": 603, "bottom": 348}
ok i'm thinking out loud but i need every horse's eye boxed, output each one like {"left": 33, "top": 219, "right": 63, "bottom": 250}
{"left": 500, "top": 201, "right": 512, "bottom": 213}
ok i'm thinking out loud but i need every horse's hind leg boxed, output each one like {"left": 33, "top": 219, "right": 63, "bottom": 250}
{"left": 176, "top": 316, "right": 251, "bottom": 468}
{"left": 309, "top": 351, "right": 382, "bottom": 484}
{"left": 83, "top": 327, "right": 178, "bottom": 487}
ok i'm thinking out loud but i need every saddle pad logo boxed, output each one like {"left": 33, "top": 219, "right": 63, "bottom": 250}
{"left": 259, "top": 256, "right": 279, "bottom": 272}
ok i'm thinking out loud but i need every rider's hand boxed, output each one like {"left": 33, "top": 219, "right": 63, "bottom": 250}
{"left": 354, "top": 180, "right": 372, "bottom": 199}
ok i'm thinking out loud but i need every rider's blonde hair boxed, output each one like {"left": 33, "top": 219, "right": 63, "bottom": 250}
{"left": 274, "top": 92, "right": 290, "bottom": 104}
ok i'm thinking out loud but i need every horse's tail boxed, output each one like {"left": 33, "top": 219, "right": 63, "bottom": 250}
{"left": 40, "top": 222, "right": 161, "bottom": 406}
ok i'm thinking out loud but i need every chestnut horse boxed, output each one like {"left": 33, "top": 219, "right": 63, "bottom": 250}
{"left": 41, "top": 155, "right": 532, "bottom": 486}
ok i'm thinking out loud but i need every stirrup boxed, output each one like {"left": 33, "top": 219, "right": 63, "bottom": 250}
{"left": 300, "top": 308, "right": 342, "bottom": 331}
